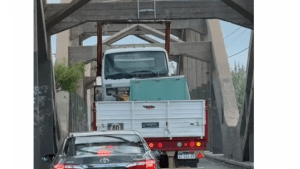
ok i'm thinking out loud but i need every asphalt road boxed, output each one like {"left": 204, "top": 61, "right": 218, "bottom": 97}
{"left": 197, "top": 158, "right": 232, "bottom": 169}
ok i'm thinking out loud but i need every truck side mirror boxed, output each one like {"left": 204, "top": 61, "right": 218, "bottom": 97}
{"left": 42, "top": 154, "right": 55, "bottom": 163}
{"left": 168, "top": 61, "right": 178, "bottom": 75}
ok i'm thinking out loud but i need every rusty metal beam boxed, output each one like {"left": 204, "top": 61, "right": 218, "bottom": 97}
{"left": 165, "top": 22, "right": 170, "bottom": 56}
{"left": 97, "top": 23, "right": 102, "bottom": 76}
{"left": 46, "top": 0, "right": 91, "bottom": 31}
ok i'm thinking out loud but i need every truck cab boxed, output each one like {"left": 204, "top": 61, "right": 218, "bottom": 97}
{"left": 100, "top": 47, "right": 171, "bottom": 101}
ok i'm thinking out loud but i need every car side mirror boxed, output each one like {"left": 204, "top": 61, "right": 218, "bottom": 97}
{"left": 42, "top": 154, "right": 55, "bottom": 163}
{"left": 152, "top": 150, "right": 163, "bottom": 159}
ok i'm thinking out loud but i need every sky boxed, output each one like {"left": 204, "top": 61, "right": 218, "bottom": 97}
{"left": 50, "top": 1, "right": 252, "bottom": 69}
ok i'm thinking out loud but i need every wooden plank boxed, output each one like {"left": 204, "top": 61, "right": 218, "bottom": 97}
{"left": 46, "top": 0, "right": 91, "bottom": 31}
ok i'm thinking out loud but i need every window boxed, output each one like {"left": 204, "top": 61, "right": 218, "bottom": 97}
{"left": 104, "top": 51, "right": 168, "bottom": 79}
{"left": 64, "top": 135, "right": 145, "bottom": 156}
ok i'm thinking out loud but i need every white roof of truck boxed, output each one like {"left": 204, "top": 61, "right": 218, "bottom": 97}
{"left": 104, "top": 47, "right": 167, "bottom": 55}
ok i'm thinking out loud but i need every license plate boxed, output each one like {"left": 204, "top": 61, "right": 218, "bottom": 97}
{"left": 178, "top": 153, "right": 196, "bottom": 159}
{"left": 107, "top": 123, "right": 123, "bottom": 130}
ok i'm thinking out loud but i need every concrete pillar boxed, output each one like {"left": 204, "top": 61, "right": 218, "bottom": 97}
{"left": 90, "top": 61, "right": 97, "bottom": 130}
{"left": 34, "top": 1, "right": 40, "bottom": 169}
{"left": 207, "top": 19, "right": 244, "bottom": 161}
{"left": 85, "top": 63, "right": 92, "bottom": 131}
{"left": 209, "top": 59, "right": 224, "bottom": 154}
{"left": 55, "top": 31, "right": 70, "bottom": 141}
{"left": 36, "top": 0, "right": 57, "bottom": 169}
{"left": 180, "top": 28, "right": 210, "bottom": 100}
{"left": 54, "top": 0, "right": 73, "bottom": 142}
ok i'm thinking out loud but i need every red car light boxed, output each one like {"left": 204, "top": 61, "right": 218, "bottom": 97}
{"left": 190, "top": 142, "right": 195, "bottom": 147}
{"left": 146, "top": 159, "right": 156, "bottom": 169}
{"left": 158, "top": 143, "right": 163, "bottom": 148}
{"left": 54, "top": 163, "right": 65, "bottom": 169}
{"left": 184, "top": 143, "right": 188, "bottom": 147}
{"left": 54, "top": 163, "right": 82, "bottom": 169}
{"left": 97, "top": 150, "right": 111, "bottom": 156}
{"left": 126, "top": 159, "right": 156, "bottom": 169}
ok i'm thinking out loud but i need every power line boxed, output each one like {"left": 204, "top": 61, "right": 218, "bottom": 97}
{"left": 228, "top": 47, "right": 249, "bottom": 58}
{"left": 224, "top": 27, "right": 241, "bottom": 39}
{"left": 226, "top": 29, "right": 247, "bottom": 48}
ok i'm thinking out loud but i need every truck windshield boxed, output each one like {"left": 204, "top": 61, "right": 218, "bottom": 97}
{"left": 104, "top": 51, "right": 168, "bottom": 79}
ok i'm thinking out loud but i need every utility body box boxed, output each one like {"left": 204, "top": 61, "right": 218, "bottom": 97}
{"left": 130, "top": 76, "right": 190, "bottom": 101}
{"left": 96, "top": 100, "right": 206, "bottom": 138}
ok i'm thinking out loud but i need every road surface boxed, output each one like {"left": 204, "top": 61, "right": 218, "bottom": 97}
{"left": 197, "top": 158, "right": 232, "bottom": 169}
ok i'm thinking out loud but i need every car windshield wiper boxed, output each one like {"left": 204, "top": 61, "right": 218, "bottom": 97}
{"left": 130, "top": 70, "right": 156, "bottom": 76}
{"left": 106, "top": 72, "right": 133, "bottom": 79}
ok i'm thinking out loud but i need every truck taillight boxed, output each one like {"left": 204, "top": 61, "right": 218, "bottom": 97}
{"left": 190, "top": 142, "right": 195, "bottom": 147}
{"left": 149, "top": 143, "right": 154, "bottom": 148}
{"left": 158, "top": 143, "right": 163, "bottom": 148}
{"left": 126, "top": 159, "right": 156, "bottom": 169}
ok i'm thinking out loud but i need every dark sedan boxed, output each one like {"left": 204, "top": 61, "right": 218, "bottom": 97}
{"left": 43, "top": 130, "right": 162, "bottom": 169}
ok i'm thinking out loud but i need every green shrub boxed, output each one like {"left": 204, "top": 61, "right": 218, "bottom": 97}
{"left": 55, "top": 58, "right": 85, "bottom": 93}
{"left": 232, "top": 62, "right": 247, "bottom": 114}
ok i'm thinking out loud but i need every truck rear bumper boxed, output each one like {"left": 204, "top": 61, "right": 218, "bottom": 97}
{"left": 144, "top": 137, "right": 207, "bottom": 151}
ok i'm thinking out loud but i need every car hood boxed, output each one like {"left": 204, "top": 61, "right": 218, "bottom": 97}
{"left": 60, "top": 154, "right": 147, "bottom": 168}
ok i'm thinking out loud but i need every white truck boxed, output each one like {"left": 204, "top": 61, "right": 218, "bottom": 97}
{"left": 93, "top": 47, "right": 208, "bottom": 168}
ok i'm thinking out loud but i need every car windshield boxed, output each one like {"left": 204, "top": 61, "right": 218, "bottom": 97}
{"left": 104, "top": 51, "right": 168, "bottom": 79}
{"left": 63, "top": 134, "right": 145, "bottom": 156}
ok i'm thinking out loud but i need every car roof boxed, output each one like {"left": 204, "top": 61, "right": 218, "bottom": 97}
{"left": 69, "top": 130, "right": 138, "bottom": 137}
